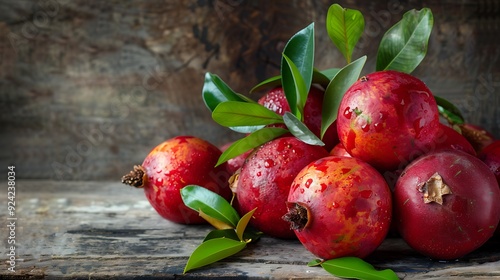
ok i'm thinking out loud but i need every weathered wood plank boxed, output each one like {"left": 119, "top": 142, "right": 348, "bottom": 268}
{"left": 1, "top": 180, "right": 499, "bottom": 279}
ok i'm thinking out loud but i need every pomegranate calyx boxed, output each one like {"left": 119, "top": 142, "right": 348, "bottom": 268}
{"left": 283, "top": 202, "right": 310, "bottom": 231}
{"left": 418, "top": 172, "right": 452, "bottom": 205}
{"left": 121, "top": 165, "right": 147, "bottom": 188}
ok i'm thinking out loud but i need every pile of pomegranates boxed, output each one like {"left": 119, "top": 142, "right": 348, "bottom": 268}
{"left": 121, "top": 3, "right": 500, "bottom": 276}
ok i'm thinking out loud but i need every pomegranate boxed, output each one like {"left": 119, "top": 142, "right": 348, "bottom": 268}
{"left": 429, "top": 124, "right": 476, "bottom": 156}
{"left": 478, "top": 140, "right": 500, "bottom": 184}
{"left": 329, "top": 142, "right": 352, "bottom": 157}
{"left": 258, "top": 86, "right": 339, "bottom": 151}
{"left": 122, "top": 136, "right": 232, "bottom": 224}
{"left": 393, "top": 150, "right": 500, "bottom": 260}
{"left": 284, "top": 156, "right": 392, "bottom": 259}
{"left": 459, "top": 123, "right": 495, "bottom": 153}
{"left": 336, "top": 70, "right": 441, "bottom": 171}
{"left": 235, "top": 136, "right": 329, "bottom": 238}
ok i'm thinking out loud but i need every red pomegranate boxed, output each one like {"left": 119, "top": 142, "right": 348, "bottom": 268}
{"left": 122, "top": 136, "right": 232, "bottom": 224}
{"left": 284, "top": 156, "right": 392, "bottom": 259}
{"left": 336, "top": 70, "right": 441, "bottom": 171}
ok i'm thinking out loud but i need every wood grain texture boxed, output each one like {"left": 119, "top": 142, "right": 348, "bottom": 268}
{"left": 0, "top": 0, "right": 499, "bottom": 180}
{"left": 0, "top": 180, "right": 499, "bottom": 279}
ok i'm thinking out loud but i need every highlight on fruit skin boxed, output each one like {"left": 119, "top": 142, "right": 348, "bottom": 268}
{"left": 122, "top": 135, "right": 233, "bottom": 224}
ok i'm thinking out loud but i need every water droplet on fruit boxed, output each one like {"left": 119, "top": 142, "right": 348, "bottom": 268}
{"left": 300, "top": 188, "right": 305, "bottom": 194}
{"left": 264, "top": 159, "right": 275, "bottom": 168}
{"left": 361, "top": 123, "right": 370, "bottom": 132}
{"left": 343, "top": 107, "right": 352, "bottom": 119}
{"left": 305, "top": 178, "right": 313, "bottom": 188}
{"left": 360, "top": 190, "right": 373, "bottom": 198}
{"left": 256, "top": 171, "right": 261, "bottom": 177}
{"left": 377, "top": 200, "right": 382, "bottom": 206}
{"left": 374, "top": 122, "right": 383, "bottom": 132}
{"left": 155, "top": 177, "right": 163, "bottom": 187}
{"left": 332, "top": 202, "right": 339, "bottom": 208}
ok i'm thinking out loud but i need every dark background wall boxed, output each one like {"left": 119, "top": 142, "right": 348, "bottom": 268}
{"left": 1, "top": 0, "right": 499, "bottom": 181}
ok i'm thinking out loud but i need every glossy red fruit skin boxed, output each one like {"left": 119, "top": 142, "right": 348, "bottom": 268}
{"left": 287, "top": 156, "right": 392, "bottom": 259}
{"left": 329, "top": 143, "right": 352, "bottom": 157}
{"left": 142, "top": 136, "right": 232, "bottom": 224}
{"left": 429, "top": 124, "right": 476, "bottom": 156}
{"left": 393, "top": 150, "right": 500, "bottom": 260}
{"left": 478, "top": 140, "right": 500, "bottom": 237}
{"left": 478, "top": 140, "right": 500, "bottom": 184}
{"left": 237, "top": 136, "right": 329, "bottom": 239}
{"left": 258, "top": 86, "right": 339, "bottom": 151}
{"left": 337, "top": 70, "right": 440, "bottom": 171}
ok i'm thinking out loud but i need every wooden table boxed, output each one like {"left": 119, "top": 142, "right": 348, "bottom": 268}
{"left": 1, "top": 180, "right": 499, "bottom": 279}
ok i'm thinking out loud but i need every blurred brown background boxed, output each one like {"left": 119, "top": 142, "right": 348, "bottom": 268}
{"left": 0, "top": 0, "right": 499, "bottom": 181}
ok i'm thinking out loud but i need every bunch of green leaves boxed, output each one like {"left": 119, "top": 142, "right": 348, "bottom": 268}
{"left": 180, "top": 185, "right": 261, "bottom": 273}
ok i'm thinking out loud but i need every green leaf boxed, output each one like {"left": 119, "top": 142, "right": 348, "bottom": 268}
{"left": 212, "top": 101, "right": 284, "bottom": 127}
{"left": 181, "top": 185, "right": 240, "bottom": 228}
{"left": 283, "top": 112, "right": 324, "bottom": 146}
{"left": 319, "top": 68, "right": 341, "bottom": 81}
{"left": 281, "top": 23, "right": 315, "bottom": 118}
{"left": 249, "top": 68, "right": 340, "bottom": 94}
{"left": 376, "top": 8, "right": 433, "bottom": 73}
{"left": 434, "top": 95, "right": 465, "bottom": 125}
{"left": 236, "top": 207, "right": 257, "bottom": 242}
{"left": 216, "top": 127, "right": 288, "bottom": 166}
{"left": 282, "top": 54, "right": 308, "bottom": 119}
{"left": 250, "top": 75, "right": 282, "bottom": 93}
{"left": 321, "top": 56, "right": 367, "bottom": 138}
{"left": 203, "top": 229, "right": 240, "bottom": 242}
{"left": 326, "top": 4, "right": 365, "bottom": 64}
{"left": 202, "top": 73, "right": 255, "bottom": 112}
{"left": 320, "top": 257, "right": 399, "bottom": 280}
{"left": 199, "top": 209, "right": 234, "bottom": 230}
{"left": 183, "top": 237, "right": 246, "bottom": 273}
{"left": 307, "top": 259, "right": 323, "bottom": 267}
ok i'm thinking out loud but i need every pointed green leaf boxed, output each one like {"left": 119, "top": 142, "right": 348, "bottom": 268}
{"left": 434, "top": 95, "right": 465, "bottom": 125}
{"left": 376, "top": 8, "right": 433, "bottom": 73}
{"left": 282, "top": 54, "right": 308, "bottom": 119}
{"left": 250, "top": 68, "right": 340, "bottom": 94}
{"left": 216, "top": 127, "right": 288, "bottom": 166}
{"left": 319, "top": 68, "right": 341, "bottom": 81}
{"left": 250, "top": 75, "right": 282, "bottom": 93}
{"left": 326, "top": 4, "right": 365, "bottom": 64}
{"left": 320, "top": 257, "right": 399, "bottom": 280}
{"left": 183, "top": 237, "right": 246, "bottom": 273}
{"left": 181, "top": 185, "right": 240, "bottom": 228}
{"left": 202, "top": 72, "right": 255, "bottom": 112}
{"left": 283, "top": 112, "right": 324, "bottom": 146}
{"left": 199, "top": 209, "right": 234, "bottom": 230}
{"left": 281, "top": 23, "right": 315, "bottom": 117}
{"left": 321, "top": 56, "right": 367, "bottom": 138}
{"left": 307, "top": 259, "right": 323, "bottom": 267}
{"left": 236, "top": 207, "right": 257, "bottom": 241}
{"left": 212, "top": 101, "right": 284, "bottom": 127}
{"left": 203, "top": 229, "right": 240, "bottom": 242}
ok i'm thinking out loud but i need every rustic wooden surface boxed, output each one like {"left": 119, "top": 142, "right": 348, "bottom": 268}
{"left": 0, "top": 0, "right": 499, "bottom": 181}
{"left": 1, "top": 180, "right": 499, "bottom": 279}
